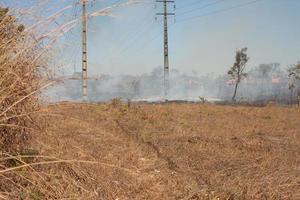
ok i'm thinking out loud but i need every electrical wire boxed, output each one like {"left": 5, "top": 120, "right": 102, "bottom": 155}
{"left": 176, "top": 0, "right": 226, "bottom": 17}
{"left": 177, "top": 0, "right": 265, "bottom": 23}
{"left": 176, "top": 0, "right": 207, "bottom": 11}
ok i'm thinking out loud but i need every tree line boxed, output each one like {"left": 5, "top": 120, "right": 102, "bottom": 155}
{"left": 227, "top": 48, "right": 300, "bottom": 105}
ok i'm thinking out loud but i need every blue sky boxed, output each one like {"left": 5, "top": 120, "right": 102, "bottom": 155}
{"left": 2, "top": 0, "right": 300, "bottom": 76}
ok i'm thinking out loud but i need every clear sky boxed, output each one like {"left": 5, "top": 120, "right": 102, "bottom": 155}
{"left": 2, "top": 0, "right": 300, "bottom": 76}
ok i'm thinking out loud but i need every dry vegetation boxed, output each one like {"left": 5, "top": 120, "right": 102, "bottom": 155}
{"left": 0, "top": 2, "right": 299, "bottom": 200}
{"left": 5, "top": 102, "right": 295, "bottom": 200}
{"left": 0, "top": 6, "right": 52, "bottom": 199}
{"left": 0, "top": 7, "right": 42, "bottom": 153}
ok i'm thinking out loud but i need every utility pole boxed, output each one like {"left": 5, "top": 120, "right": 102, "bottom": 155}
{"left": 82, "top": 0, "right": 88, "bottom": 101}
{"left": 156, "top": 0, "right": 175, "bottom": 101}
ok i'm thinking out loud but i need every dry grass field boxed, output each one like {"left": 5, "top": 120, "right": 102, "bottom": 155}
{"left": 20, "top": 102, "right": 298, "bottom": 200}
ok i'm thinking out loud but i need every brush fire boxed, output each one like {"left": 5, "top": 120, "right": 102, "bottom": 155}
{"left": 0, "top": 0, "right": 299, "bottom": 200}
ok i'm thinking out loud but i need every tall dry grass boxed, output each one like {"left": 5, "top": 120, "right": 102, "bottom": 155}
{"left": 0, "top": 2, "right": 94, "bottom": 198}
{"left": 0, "top": 1, "right": 140, "bottom": 199}
{"left": 0, "top": 6, "right": 47, "bottom": 199}
{"left": 0, "top": 7, "right": 45, "bottom": 154}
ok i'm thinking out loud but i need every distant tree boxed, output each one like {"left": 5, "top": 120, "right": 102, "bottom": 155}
{"left": 287, "top": 63, "right": 300, "bottom": 105}
{"left": 257, "top": 63, "right": 280, "bottom": 97}
{"left": 131, "top": 79, "right": 140, "bottom": 98}
{"left": 151, "top": 66, "right": 163, "bottom": 77}
{"left": 228, "top": 48, "right": 249, "bottom": 102}
{"left": 259, "top": 64, "right": 273, "bottom": 79}
{"left": 288, "top": 82, "right": 295, "bottom": 105}
{"left": 288, "top": 63, "right": 300, "bottom": 81}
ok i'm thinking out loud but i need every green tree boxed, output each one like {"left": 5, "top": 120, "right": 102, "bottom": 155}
{"left": 228, "top": 48, "right": 249, "bottom": 102}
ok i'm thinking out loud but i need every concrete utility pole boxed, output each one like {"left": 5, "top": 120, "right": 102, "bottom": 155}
{"left": 82, "top": 0, "right": 88, "bottom": 101}
{"left": 156, "top": 0, "right": 175, "bottom": 101}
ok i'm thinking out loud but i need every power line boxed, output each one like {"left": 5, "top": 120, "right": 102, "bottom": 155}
{"left": 112, "top": 0, "right": 123, "bottom": 5}
{"left": 177, "top": 0, "right": 265, "bottom": 23}
{"left": 70, "top": 1, "right": 81, "bottom": 73}
{"left": 176, "top": 0, "right": 226, "bottom": 17}
{"left": 102, "top": 5, "right": 155, "bottom": 63}
{"left": 116, "top": 8, "right": 154, "bottom": 51}
{"left": 108, "top": 0, "right": 154, "bottom": 45}
{"left": 61, "top": 0, "right": 81, "bottom": 75}
{"left": 176, "top": 0, "right": 207, "bottom": 10}
{"left": 116, "top": 20, "right": 155, "bottom": 56}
